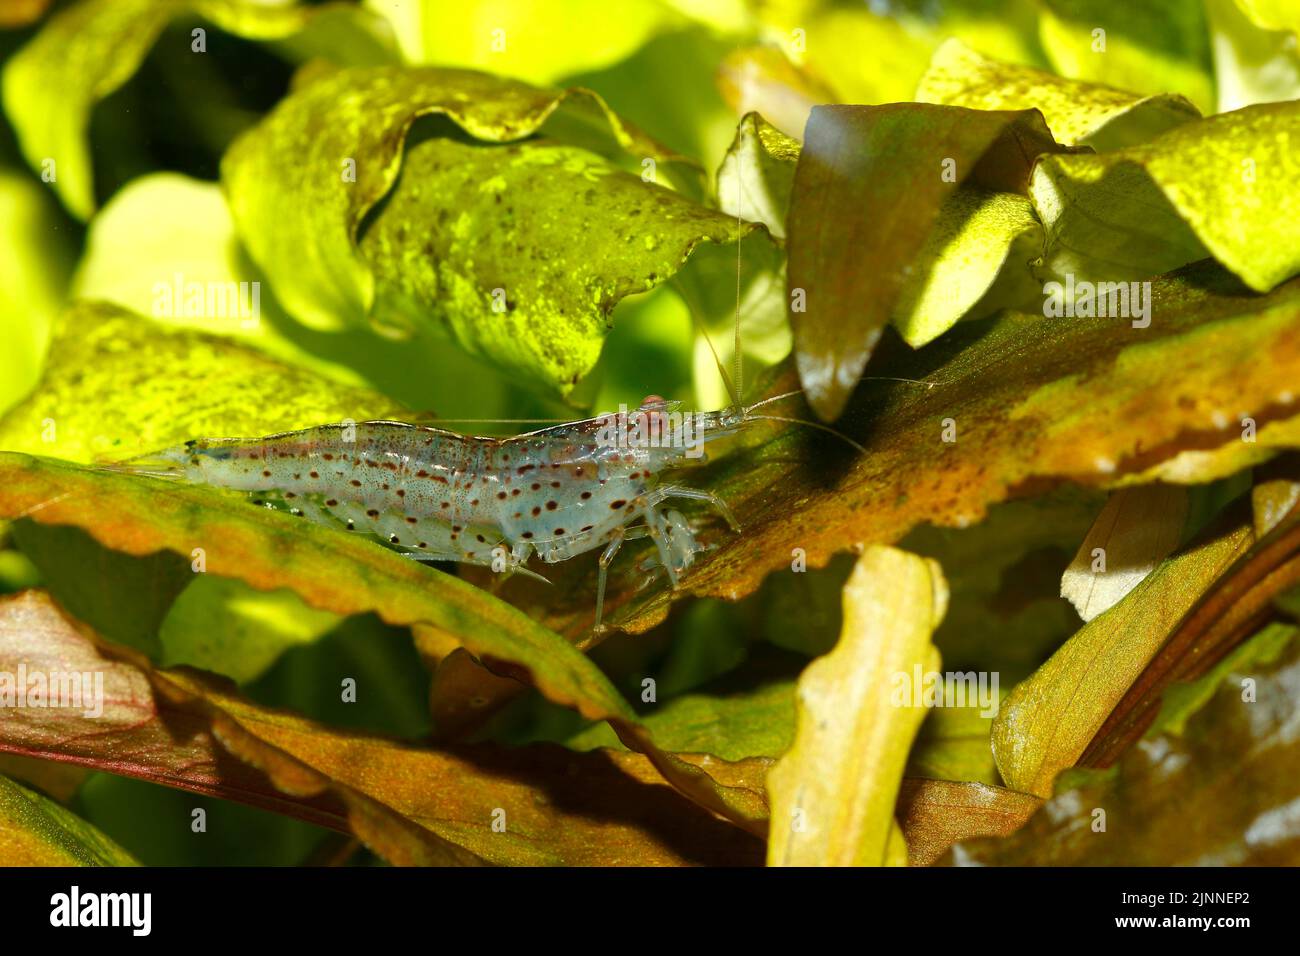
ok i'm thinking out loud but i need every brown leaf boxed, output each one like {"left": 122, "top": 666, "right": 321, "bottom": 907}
{"left": 952, "top": 640, "right": 1300, "bottom": 865}
{"left": 895, "top": 779, "right": 1041, "bottom": 866}
{"left": 786, "top": 103, "right": 1075, "bottom": 421}
{"left": 502, "top": 262, "right": 1300, "bottom": 641}
{"left": 0, "top": 590, "right": 767, "bottom": 865}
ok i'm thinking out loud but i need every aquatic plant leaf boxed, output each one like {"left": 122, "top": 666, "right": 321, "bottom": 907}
{"left": 1234, "top": 0, "right": 1300, "bottom": 34}
{"left": 716, "top": 48, "right": 838, "bottom": 143}
{"left": 993, "top": 506, "right": 1254, "bottom": 797}
{"left": 903, "top": 487, "right": 1105, "bottom": 683}
{"left": 896, "top": 779, "right": 1040, "bottom": 866}
{"left": 891, "top": 188, "right": 1043, "bottom": 349}
{"left": 716, "top": 112, "right": 799, "bottom": 240}
{"left": 365, "top": 0, "right": 679, "bottom": 86}
{"left": 0, "top": 590, "right": 765, "bottom": 865}
{"left": 1059, "top": 484, "right": 1189, "bottom": 622}
{"left": 0, "top": 300, "right": 399, "bottom": 464}
{"left": 71, "top": 173, "right": 372, "bottom": 385}
{"left": 1082, "top": 502, "right": 1300, "bottom": 766}
{"left": 0, "top": 170, "right": 73, "bottom": 418}
{"left": 786, "top": 103, "right": 1073, "bottom": 420}
{"left": 0, "top": 459, "right": 766, "bottom": 833}
{"left": 907, "top": 697, "right": 1000, "bottom": 787}
{"left": 567, "top": 679, "right": 796, "bottom": 762}
{"left": 1, "top": 0, "right": 397, "bottom": 219}
{"left": 10, "top": 522, "right": 191, "bottom": 659}
{"left": 1208, "top": 0, "right": 1300, "bottom": 112}
{"left": 359, "top": 134, "right": 759, "bottom": 394}
{"left": 1036, "top": 0, "right": 1215, "bottom": 113}
{"left": 1148, "top": 620, "right": 1297, "bottom": 738}
{"left": 767, "top": 546, "right": 946, "bottom": 866}
{"left": 0, "top": 772, "right": 139, "bottom": 866}
{"left": 160, "top": 576, "right": 341, "bottom": 684}
{"left": 1033, "top": 101, "right": 1300, "bottom": 292}
{"left": 575, "top": 261, "right": 1300, "bottom": 638}
{"left": 953, "top": 640, "right": 1300, "bottom": 864}
{"left": 221, "top": 63, "right": 756, "bottom": 396}
{"left": 917, "top": 39, "right": 1200, "bottom": 149}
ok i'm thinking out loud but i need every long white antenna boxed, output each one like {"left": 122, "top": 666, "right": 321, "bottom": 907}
{"left": 734, "top": 166, "right": 744, "bottom": 405}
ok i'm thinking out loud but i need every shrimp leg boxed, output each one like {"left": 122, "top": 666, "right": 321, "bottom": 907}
{"left": 593, "top": 526, "right": 651, "bottom": 633}
{"left": 647, "top": 485, "right": 741, "bottom": 532}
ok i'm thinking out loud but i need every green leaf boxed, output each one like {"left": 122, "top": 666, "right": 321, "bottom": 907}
{"left": 891, "top": 188, "right": 1044, "bottom": 349}
{"left": 992, "top": 505, "right": 1255, "bottom": 797}
{"left": 71, "top": 172, "right": 374, "bottom": 386}
{"left": 1252, "top": 453, "right": 1300, "bottom": 537}
{"left": 954, "top": 638, "right": 1300, "bottom": 864}
{"left": 221, "top": 63, "right": 695, "bottom": 328}
{"left": 786, "top": 103, "right": 1072, "bottom": 420}
{"left": 716, "top": 111, "right": 799, "bottom": 240}
{"left": 0, "top": 169, "right": 73, "bottom": 417}
{"left": 11, "top": 522, "right": 191, "bottom": 658}
{"left": 1082, "top": 499, "right": 1300, "bottom": 765}
{"left": 359, "top": 133, "right": 762, "bottom": 394}
{"left": 1, "top": 0, "right": 398, "bottom": 219}
{"left": 220, "top": 63, "right": 756, "bottom": 396}
{"left": 716, "top": 47, "right": 838, "bottom": 144}
{"left": 0, "top": 773, "right": 139, "bottom": 866}
{"left": 903, "top": 487, "right": 1105, "bottom": 683}
{"left": 1233, "top": 0, "right": 1300, "bottom": 35}
{"left": 720, "top": 108, "right": 1047, "bottom": 354}
{"left": 798, "top": 7, "right": 938, "bottom": 106}
{"left": 767, "top": 546, "right": 947, "bottom": 866}
{"left": 1207, "top": 0, "right": 1300, "bottom": 112}
{"left": 568, "top": 679, "right": 796, "bottom": 761}
{"left": 0, "top": 300, "right": 401, "bottom": 463}
{"left": 1033, "top": 102, "right": 1300, "bottom": 293}
{"left": 1149, "top": 620, "right": 1297, "bottom": 737}
{"left": 1036, "top": 0, "right": 1215, "bottom": 113}
{"left": 366, "top": 0, "right": 679, "bottom": 86}
{"left": 160, "top": 576, "right": 340, "bottom": 684}
{"left": 917, "top": 39, "right": 1200, "bottom": 149}
{"left": 245, "top": 613, "right": 431, "bottom": 739}
{"left": 907, "top": 694, "right": 1001, "bottom": 787}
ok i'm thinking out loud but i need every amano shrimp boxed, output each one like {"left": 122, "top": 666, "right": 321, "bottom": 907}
{"left": 118, "top": 396, "right": 791, "bottom": 631}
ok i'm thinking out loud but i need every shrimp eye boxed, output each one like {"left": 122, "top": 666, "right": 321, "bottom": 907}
{"left": 637, "top": 394, "right": 669, "bottom": 432}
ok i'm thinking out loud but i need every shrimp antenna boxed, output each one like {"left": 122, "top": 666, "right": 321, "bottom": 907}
{"left": 745, "top": 376, "right": 937, "bottom": 416}
{"left": 670, "top": 278, "right": 741, "bottom": 410}
{"left": 733, "top": 184, "right": 744, "bottom": 405}
{"left": 743, "top": 414, "right": 868, "bottom": 455}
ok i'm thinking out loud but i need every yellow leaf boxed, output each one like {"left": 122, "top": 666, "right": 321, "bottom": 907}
{"left": 994, "top": 513, "right": 1253, "bottom": 796}
{"left": 767, "top": 545, "right": 947, "bottom": 866}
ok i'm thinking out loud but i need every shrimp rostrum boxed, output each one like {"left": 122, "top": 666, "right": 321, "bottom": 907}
{"left": 121, "top": 397, "right": 750, "bottom": 631}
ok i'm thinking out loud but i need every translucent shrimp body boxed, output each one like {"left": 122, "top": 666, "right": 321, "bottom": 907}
{"left": 137, "top": 399, "right": 741, "bottom": 629}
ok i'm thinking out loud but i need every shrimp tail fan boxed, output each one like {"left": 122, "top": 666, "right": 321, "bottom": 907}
{"left": 94, "top": 446, "right": 190, "bottom": 480}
